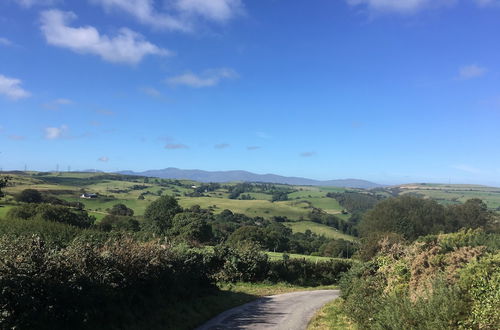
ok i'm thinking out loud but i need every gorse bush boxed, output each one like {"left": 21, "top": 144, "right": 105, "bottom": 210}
{"left": 340, "top": 229, "right": 500, "bottom": 329}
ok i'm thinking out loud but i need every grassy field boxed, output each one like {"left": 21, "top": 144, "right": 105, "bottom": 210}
{"left": 285, "top": 221, "right": 357, "bottom": 242}
{"left": 178, "top": 197, "right": 312, "bottom": 219}
{"left": 267, "top": 251, "right": 344, "bottom": 262}
{"left": 397, "top": 183, "right": 500, "bottom": 210}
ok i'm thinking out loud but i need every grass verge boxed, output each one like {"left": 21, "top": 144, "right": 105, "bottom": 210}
{"left": 307, "top": 298, "right": 355, "bottom": 330}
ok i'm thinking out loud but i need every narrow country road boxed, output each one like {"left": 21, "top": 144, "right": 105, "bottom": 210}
{"left": 196, "top": 290, "right": 340, "bottom": 330}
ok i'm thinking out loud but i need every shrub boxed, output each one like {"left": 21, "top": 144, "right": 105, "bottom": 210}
{"left": 7, "top": 204, "right": 95, "bottom": 228}
{"left": 0, "top": 235, "right": 217, "bottom": 329}
{"left": 15, "top": 189, "right": 43, "bottom": 203}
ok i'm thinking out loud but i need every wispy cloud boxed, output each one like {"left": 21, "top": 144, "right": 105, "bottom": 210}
{"left": 90, "top": 0, "right": 243, "bottom": 32}
{"left": 247, "top": 146, "right": 261, "bottom": 150}
{"left": 300, "top": 151, "right": 316, "bottom": 157}
{"left": 346, "top": 0, "right": 455, "bottom": 15}
{"left": 98, "top": 156, "right": 109, "bottom": 162}
{"left": 0, "top": 74, "right": 31, "bottom": 100}
{"left": 43, "top": 98, "right": 73, "bottom": 110}
{"left": 140, "top": 87, "right": 163, "bottom": 98}
{"left": 166, "top": 68, "right": 238, "bottom": 88}
{"left": 458, "top": 64, "right": 487, "bottom": 80}
{"left": 165, "top": 143, "right": 189, "bottom": 149}
{"left": 13, "top": 0, "right": 58, "bottom": 8}
{"left": 40, "top": 10, "right": 170, "bottom": 64}
{"left": 256, "top": 131, "right": 271, "bottom": 139}
{"left": 0, "top": 37, "right": 12, "bottom": 46}
{"left": 97, "top": 109, "right": 115, "bottom": 115}
{"left": 8, "top": 134, "right": 26, "bottom": 141}
{"left": 44, "top": 125, "right": 68, "bottom": 140}
{"left": 214, "top": 143, "right": 230, "bottom": 149}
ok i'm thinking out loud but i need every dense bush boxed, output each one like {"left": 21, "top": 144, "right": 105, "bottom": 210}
{"left": 360, "top": 196, "right": 495, "bottom": 241}
{"left": 340, "top": 229, "right": 500, "bottom": 329}
{"left": 267, "top": 257, "right": 353, "bottom": 286}
{"left": 15, "top": 189, "right": 43, "bottom": 203}
{"left": 7, "top": 203, "right": 95, "bottom": 228}
{"left": 0, "top": 235, "right": 217, "bottom": 329}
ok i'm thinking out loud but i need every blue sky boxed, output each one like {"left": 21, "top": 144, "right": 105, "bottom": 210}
{"left": 1, "top": 0, "right": 500, "bottom": 186}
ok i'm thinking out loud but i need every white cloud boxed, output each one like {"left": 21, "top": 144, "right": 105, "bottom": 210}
{"left": 40, "top": 10, "right": 170, "bottom": 64}
{"left": 43, "top": 98, "right": 73, "bottom": 110}
{"left": 44, "top": 125, "right": 68, "bottom": 140}
{"left": 140, "top": 87, "right": 162, "bottom": 97}
{"left": 347, "top": 0, "right": 455, "bottom": 14}
{"left": 0, "top": 74, "right": 31, "bottom": 100}
{"left": 90, "top": 0, "right": 243, "bottom": 31}
{"left": 459, "top": 64, "right": 487, "bottom": 79}
{"left": 90, "top": 0, "right": 190, "bottom": 31}
{"left": 174, "top": 0, "right": 243, "bottom": 22}
{"left": 0, "top": 37, "right": 12, "bottom": 46}
{"left": 166, "top": 68, "right": 237, "bottom": 87}
{"left": 13, "top": 0, "right": 58, "bottom": 8}
{"left": 98, "top": 156, "right": 109, "bottom": 162}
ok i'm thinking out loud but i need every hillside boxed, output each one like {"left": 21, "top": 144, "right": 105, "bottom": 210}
{"left": 118, "top": 168, "right": 382, "bottom": 189}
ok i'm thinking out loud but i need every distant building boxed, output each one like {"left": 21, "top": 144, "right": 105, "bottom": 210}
{"left": 80, "top": 193, "right": 98, "bottom": 199}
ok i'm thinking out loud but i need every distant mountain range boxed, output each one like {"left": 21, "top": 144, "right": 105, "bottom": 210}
{"left": 117, "top": 168, "right": 383, "bottom": 189}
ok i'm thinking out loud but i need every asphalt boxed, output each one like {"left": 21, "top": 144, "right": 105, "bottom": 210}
{"left": 196, "top": 289, "right": 340, "bottom": 330}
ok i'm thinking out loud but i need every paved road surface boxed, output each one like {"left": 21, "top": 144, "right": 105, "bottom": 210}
{"left": 196, "top": 290, "right": 340, "bottom": 330}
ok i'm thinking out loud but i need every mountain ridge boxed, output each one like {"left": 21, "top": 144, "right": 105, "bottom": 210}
{"left": 117, "top": 167, "right": 383, "bottom": 189}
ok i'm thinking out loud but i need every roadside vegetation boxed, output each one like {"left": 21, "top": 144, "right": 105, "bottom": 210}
{"left": 1, "top": 171, "right": 499, "bottom": 329}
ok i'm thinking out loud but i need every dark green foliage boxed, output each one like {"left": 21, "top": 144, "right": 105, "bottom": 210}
{"left": 327, "top": 191, "right": 381, "bottom": 213}
{"left": 7, "top": 203, "right": 95, "bottom": 228}
{"left": 271, "top": 191, "right": 288, "bottom": 202}
{"left": 0, "top": 176, "right": 9, "bottom": 199}
{"left": 16, "top": 189, "right": 43, "bottom": 203}
{"left": 169, "top": 212, "right": 213, "bottom": 243}
{"left": 267, "top": 258, "right": 353, "bottom": 286}
{"left": 212, "top": 243, "right": 270, "bottom": 282}
{"left": 360, "top": 196, "right": 494, "bottom": 241}
{"left": 227, "top": 226, "right": 266, "bottom": 247}
{"left": 97, "top": 215, "right": 140, "bottom": 232}
{"left": 109, "top": 203, "right": 134, "bottom": 216}
{"left": 143, "top": 195, "right": 182, "bottom": 234}
{"left": 0, "top": 235, "right": 217, "bottom": 330}
{"left": 319, "top": 239, "right": 358, "bottom": 258}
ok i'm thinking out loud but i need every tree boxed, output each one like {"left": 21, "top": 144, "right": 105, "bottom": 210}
{"left": 143, "top": 195, "right": 182, "bottom": 234}
{"left": 109, "top": 203, "right": 134, "bottom": 216}
{"left": 0, "top": 176, "right": 9, "bottom": 199}
{"left": 446, "top": 199, "right": 493, "bottom": 230}
{"left": 16, "top": 189, "right": 43, "bottom": 204}
{"left": 227, "top": 226, "right": 266, "bottom": 247}
{"left": 97, "top": 214, "right": 140, "bottom": 232}
{"left": 360, "top": 196, "right": 446, "bottom": 241}
{"left": 169, "top": 212, "right": 213, "bottom": 243}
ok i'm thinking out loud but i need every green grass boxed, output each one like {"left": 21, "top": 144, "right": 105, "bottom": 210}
{"left": 0, "top": 204, "right": 14, "bottom": 218}
{"left": 178, "top": 197, "right": 312, "bottom": 219}
{"left": 285, "top": 221, "right": 357, "bottom": 242}
{"left": 308, "top": 298, "right": 355, "bottom": 330}
{"left": 267, "top": 251, "right": 337, "bottom": 262}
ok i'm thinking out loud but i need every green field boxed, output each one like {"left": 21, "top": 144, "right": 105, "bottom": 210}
{"left": 267, "top": 251, "right": 337, "bottom": 262}
{"left": 285, "top": 221, "right": 357, "bottom": 242}
{"left": 397, "top": 183, "right": 500, "bottom": 210}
